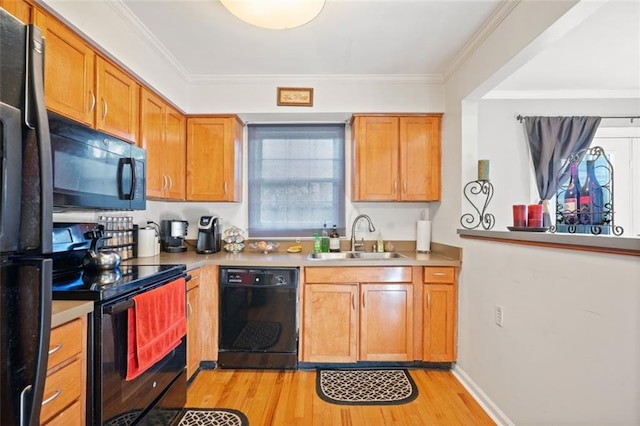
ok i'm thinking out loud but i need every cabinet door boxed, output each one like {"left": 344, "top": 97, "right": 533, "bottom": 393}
{"left": 352, "top": 116, "right": 399, "bottom": 201}
{"left": 360, "top": 284, "right": 413, "bottom": 361}
{"left": 96, "top": 58, "right": 139, "bottom": 143}
{"left": 164, "top": 105, "right": 186, "bottom": 200}
{"left": 199, "top": 265, "right": 218, "bottom": 361}
{"left": 140, "top": 88, "right": 166, "bottom": 198}
{"left": 302, "top": 284, "right": 358, "bottom": 363}
{"left": 186, "top": 117, "right": 241, "bottom": 201}
{"left": 400, "top": 115, "right": 441, "bottom": 201}
{"left": 1, "top": 0, "right": 32, "bottom": 23}
{"left": 186, "top": 271, "right": 201, "bottom": 380}
{"left": 36, "top": 11, "right": 95, "bottom": 127}
{"left": 423, "top": 284, "right": 456, "bottom": 362}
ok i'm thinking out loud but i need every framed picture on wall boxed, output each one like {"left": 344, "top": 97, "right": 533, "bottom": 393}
{"left": 277, "top": 87, "right": 314, "bottom": 107}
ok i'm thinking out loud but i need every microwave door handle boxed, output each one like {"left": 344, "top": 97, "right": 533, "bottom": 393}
{"left": 129, "top": 158, "right": 137, "bottom": 200}
{"left": 117, "top": 158, "right": 135, "bottom": 200}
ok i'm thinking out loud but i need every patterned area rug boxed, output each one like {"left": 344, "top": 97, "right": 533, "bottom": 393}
{"left": 177, "top": 409, "right": 249, "bottom": 426}
{"left": 316, "top": 369, "right": 418, "bottom": 405}
{"left": 232, "top": 321, "right": 281, "bottom": 350}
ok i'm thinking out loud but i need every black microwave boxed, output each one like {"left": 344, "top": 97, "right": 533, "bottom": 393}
{"left": 49, "top": 112, "right": 146, "bottom": 211}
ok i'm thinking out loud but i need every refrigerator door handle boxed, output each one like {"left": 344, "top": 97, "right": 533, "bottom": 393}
{"left": 19, "top": 385, "right": 32, "bottom": 426}
{"left": 25, "top": 24, "right": 53, "bottom": 253}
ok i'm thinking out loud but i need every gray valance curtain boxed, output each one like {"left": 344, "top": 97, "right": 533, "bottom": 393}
{"left": 523, "top": 116, "right": 601, "bottom": 226}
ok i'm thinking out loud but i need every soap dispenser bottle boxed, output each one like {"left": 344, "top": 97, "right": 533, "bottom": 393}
{"left": 376, "top": 231, "right": 384, "bottom": 252}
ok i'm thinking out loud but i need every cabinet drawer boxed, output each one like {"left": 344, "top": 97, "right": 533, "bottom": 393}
{"left": 40, "top": 357, "right": 82, "bottom": 423}
{"left": 48, "top": 319, "right": 83, "bottom": 370}
{"left": 42, "top": 399, "right": 83, "bottom": 426}
{"left": 424, "top": 267, "right": 455, "bottom": 284}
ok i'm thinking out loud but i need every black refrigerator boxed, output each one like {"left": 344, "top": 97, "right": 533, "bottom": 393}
{"left": 1, "top": 8, "right": 54, "bottom": 426}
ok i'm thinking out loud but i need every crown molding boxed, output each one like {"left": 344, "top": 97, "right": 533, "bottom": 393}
{"left": 187, "top": 73, "right": 444, "bottom": 85}
{"left": 443, "top": 0, "right": 521, "bottom": 82}
{"left": 483, "top": 89, "right": 640, "bottom": 100}
{"left": 106, "top": 0, "right": 191, "bottom": 83}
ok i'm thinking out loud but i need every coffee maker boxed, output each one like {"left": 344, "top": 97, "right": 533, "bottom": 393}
{"left": 160, "top": 219, "right": 188, "bottom": 253}
{"left": 196, "top": 216, "right": 221, "bottom": 254}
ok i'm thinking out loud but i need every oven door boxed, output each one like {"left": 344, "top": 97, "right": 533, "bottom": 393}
{"left": 97, "top": 283, "right": 186, "bottom": 426}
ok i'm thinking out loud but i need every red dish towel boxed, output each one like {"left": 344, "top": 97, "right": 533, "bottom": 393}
{"left": 126, "top": 277, "right": 186, "bottom": 381}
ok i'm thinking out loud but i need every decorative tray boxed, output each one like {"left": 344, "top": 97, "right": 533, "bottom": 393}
{"left": 507, "top": 226, "right": 549, "bottom": 232}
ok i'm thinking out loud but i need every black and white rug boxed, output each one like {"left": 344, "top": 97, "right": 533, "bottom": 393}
{"left": 104, "top": 408, "right": 249, "bottom": 426}
{"left": 177, "top": 409, "right": 249, "bottom": 426}
{"left": 316, "top": 369, "right": 418, "bottom": 405}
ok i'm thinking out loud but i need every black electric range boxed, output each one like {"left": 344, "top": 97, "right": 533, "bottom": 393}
{"left": 52, "top": 263, "right": 186, "bottom": 302}
{"left": 51, "top": 222, "right": 187, "bottom": 303}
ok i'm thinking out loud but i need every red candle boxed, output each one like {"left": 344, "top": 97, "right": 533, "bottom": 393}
{"left": 527, "top": 204, "right": 543, "bottom": 228}
{"left": 512, "top": 205, "right": 527, "bottom": 227}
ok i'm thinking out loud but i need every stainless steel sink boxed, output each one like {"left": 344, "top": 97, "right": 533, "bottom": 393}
{"left": 306, "top": 251, "right": 407, "bottom": 260}
{"left": 306, "top": 252, "right": 358, "bottom": 260}
{"left": 353, "top": 252, "right": 407, "bottom": 259}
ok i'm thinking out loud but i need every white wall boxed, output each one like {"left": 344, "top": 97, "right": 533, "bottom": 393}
{"left": 477, "top": 97, "right": 640, "bottom": 230}
{"left": 443, "top": 1, "right": 640, "bottom": 424}
{"left": 458, "top": 240, "right": 640, "bottom": 424}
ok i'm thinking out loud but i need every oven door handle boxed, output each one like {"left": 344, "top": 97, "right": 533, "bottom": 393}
{"left": 105, "top": 299, "right": 134, "bottom": 314}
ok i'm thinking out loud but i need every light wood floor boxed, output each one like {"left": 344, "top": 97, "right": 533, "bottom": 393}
{"left": 187, "top": 368, "right": 495, "bottom": 425}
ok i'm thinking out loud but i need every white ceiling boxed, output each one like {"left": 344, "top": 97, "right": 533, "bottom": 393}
{"left": 95, "top": 0, "right": 639, "bottom": 96}
{"left": 117, "top": 0, "right": 503, "bottom": 79}
{"left": 491, "top": 0, "right": 640, "bottom": 98}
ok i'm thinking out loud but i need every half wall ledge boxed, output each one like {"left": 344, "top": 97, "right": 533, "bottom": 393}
{"left": 457, "top": 229, "right": 640, "bottom": 257}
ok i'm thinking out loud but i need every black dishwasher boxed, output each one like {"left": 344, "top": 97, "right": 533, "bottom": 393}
{"left": 218, "top": 267, "right": 299, "bottom": 369}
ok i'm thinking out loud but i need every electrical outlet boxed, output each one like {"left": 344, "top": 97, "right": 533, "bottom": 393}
{"left": 495, "top": 305, "right": 504, "bottom": 327}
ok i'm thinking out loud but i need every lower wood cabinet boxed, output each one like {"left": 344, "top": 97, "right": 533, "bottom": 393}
{"left": 423, "top": 267, "right": 457, "bottom": 362}
{"left": 302, "top": 267, "right": 414, "bottom": 363}
{"left": 187, "top": 268, "right": 202, "bottom": 380}
{"left": 41, "top": 317, "right": 87, "bottom": 425}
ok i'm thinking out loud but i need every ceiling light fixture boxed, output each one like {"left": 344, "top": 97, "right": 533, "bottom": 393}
{"left": 220, "top": 0, "right": 326, "bottom": 30}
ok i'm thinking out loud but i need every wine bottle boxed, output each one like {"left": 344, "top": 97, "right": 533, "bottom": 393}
{"left": 579, "top": 161, "right": 591, "bottom": 224}
{"left": 321, "top": 223, "right": 329, "bottom": 253}
{"left": 563, "top": 162, "right": 580, "bottom": 225}
{"left": 586, "top": 160, "right": 604, "bottom": 225}
{"left": 329, "top": 224, "right": 340, "bottom": 252}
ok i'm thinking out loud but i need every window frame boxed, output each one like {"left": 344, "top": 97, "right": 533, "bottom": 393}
{"left": 247, "top": 123, "right": 346, "bottom": 239}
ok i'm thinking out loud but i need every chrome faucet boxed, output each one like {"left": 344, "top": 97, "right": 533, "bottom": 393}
{"left": 350, "top": 214, "right": 376, "bottom": 252}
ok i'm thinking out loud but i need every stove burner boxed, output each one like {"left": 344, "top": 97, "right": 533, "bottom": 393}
{"left": 52, "top": 264, "right": 186, "bottom": 302}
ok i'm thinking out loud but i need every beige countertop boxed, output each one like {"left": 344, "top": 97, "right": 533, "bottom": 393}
{"left": 124, "top": 241, "right": 462, "bottom": 270}
{"left": 52, "top": 300, "right": 93, "bottom": 328}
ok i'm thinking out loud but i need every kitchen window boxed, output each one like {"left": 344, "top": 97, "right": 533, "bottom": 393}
{"left": 248, "top": 124, "right": 345, "bottom": 238}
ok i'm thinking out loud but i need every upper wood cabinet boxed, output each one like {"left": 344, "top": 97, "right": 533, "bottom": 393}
{"left": 352, "top": 114, "right": 442, "bottom": 202}
{"left": 34, "top": 9, "right": 139, "bottom": 144}
{"left": 186, "top": 116, "right": 243, "bottom": 202}
{"left": 35, "top": 10, "right": 95, "bottom": 127}
{"left": 95, "top": 57, "right": 139, "bottom": 143}
{"left": 1, "top": 0, "right": 32, "bottom": 23}
{"left": 140, "top": 88, "right": 185, "bottom": 200}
